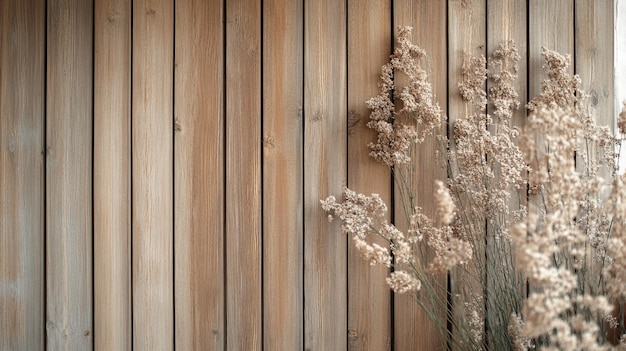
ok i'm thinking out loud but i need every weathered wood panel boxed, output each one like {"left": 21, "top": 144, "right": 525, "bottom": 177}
{"left": 447, "top": 1, "right": 487, "bottom": 349}
{"left": 393, "top": 1, "right": 448, "bottom": 349}
{"left": 46, "top": 0, "right": 94, "bottom": 348}
{"left": 262, "top": 0, "right": 304, "bottom": 349}
{"left": 576, "top": 0, "right": 614, "bottom": 127}
{"left": 347, "top": 0, "right": 392, "bottom": 349}
{"left": 486, "top": 1, "right": 527, "bottom": 349}
{"left": 94, "top": 0, "right": 132, "bottom": 349}
{"left": 132, "top": 0, "right": 174, "bottom": 348}
{"left": 304, "top": 0, "right": 347, "bottom": 349}
{"left": 174, "top": 0, "right": 225, "bottom": 349}
{"left": 530, "top": 0, "right": 574, "bottom": 98}
{"left": 225, "top": 0, "right": 262, "bottom": 349}
{"left": 0, "top": 1, "right": 620, "bottom": 350}
{"left": 0, "top": 0, "right": 45, "bottom": 349}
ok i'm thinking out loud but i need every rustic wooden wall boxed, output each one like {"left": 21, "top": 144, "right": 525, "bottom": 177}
{"left": 0, "top": 0, "right": 617, "bottom": 350}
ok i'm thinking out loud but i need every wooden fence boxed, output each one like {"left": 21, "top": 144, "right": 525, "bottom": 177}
{"left": 0, "top": 0, "right": 619, "bottom": 349}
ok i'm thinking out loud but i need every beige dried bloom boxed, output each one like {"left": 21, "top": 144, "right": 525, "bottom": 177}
{"left": 459, "top": 54, "right": 488, "bottom": 110}
{"left": 386, "top": 270, "right": 421, "bottom": 294}
{"left": 366, "top": 26, "right": 443, "bottom": 166}
{"left": 435, "top": 180, "right": 455, "bottom": 225}
{"left": 323, "top": 33, "right": 626, "bottom": 349}
{"left": 489, "top": 42, "right": 521, "bottom": 121}
{"left": 427, "top": 231, "right": 472, "bottom": 273}
{"left": 509, "top": 314, "right": 532, "bottom": 351}
{"left": 604, "top": 174, "right": 626, "bottom": 300}
{"left": 527, "top": 47, "right": 581, "bottom": 110}
{"left": 352, "top": 236, "right": 392, "bottom": 267}
{"left": 463, "top": 298, "right": 484, "bottom": 347}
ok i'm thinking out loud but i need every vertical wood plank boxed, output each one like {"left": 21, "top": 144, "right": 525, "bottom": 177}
{"left": 225, "top": 0, "right": 262, "bottom": 349}
{"left": 132, "top": 0, "right": 174, "bottom": 349}
{"left": 304, "top": 0, "right": 347, "bottom": 349}
{"left": 488, "top": 1, "right": 527, "bottom": 154}
{"left": 346, "top": 0, "right": 392, "bottom": 349}
{"left": 94, "top": 0, "right": 132, "bottom": 349}
{"left": 0, "top": 0, "right": 45, "bottom": 349}
{"left": 486, "top": 1, "right": 527, "bottom": 349}
{"left": 617, "top": 0, "right": 626, "bottom": 169}
{"left": 447, "top": 1, "right": 486, "bottom": 350}
{"left": 393, "top": 1, "right": 448, "bottom": 349}
{"left": 529, "top": 0, "right": 574, "bottom": 101}
{"left": 46, "top": 0, "right": 94, "bottom": 348}
{"left": 262, "top": 0, "right": 303, "bottom": 349}
{"left": 575, "top": 0, "right": 614, "bottom": 128}
{"left": 174, "top": 0, "right": 225, "bottom": 349}
{"left": 575, "top": 1, "right": 615, "bottom": 340}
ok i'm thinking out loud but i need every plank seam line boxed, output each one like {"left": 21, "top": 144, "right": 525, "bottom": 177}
{"left": 91, "top": 0, "right": 96, "bottom": 347}
{"left": 44, "top": 0, "right": 49, "bottom": 348}
{"left": 300, "top": 0, "right": 306, "bottom": 347}
{"left": 130, "top": 0, "right": 135, "bottom": 347}
{"left": 172, "top": 0, "right": 177, "bottom": 348}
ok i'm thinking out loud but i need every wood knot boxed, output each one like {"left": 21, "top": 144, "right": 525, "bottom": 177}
{"left": 262, "top": 135, "right": 275, "bottom": 148}
{"left": 348, "top": 329, "right": 359, "bottom": 338}
{"left": 108, "top": 11, "right": 121, "bottom": 23}
{"left": 590, "top": 90, "right": 599, "bottom": 106}
{"left": 146, "top": 8, "right": 156, "bottom": 15}
{"left": 348, "top": 111, "right": 360, "bottom": 135}
{"left": 174, "top": 119, "right": 182, "bottom": 132}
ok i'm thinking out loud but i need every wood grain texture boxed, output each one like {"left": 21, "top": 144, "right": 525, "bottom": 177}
{"left": 393, "top": 1, "right": 448, "bottom": 349}
{"left": 262, "top": 0, "right": 303, "bottom": 349}
{"left": 575, "top": 0, "right": 614, "bottom": 128}
{"left": 574, "top": 1, "right": 615, "bottom": 339}
{"left": 529, "top": 0, "right": 574, "bottom": 99}
{"left": 347, "top": 0, "right": 392, "bottom": 349}
{"left": 225, "top": 0, "right": 262, "bottom": 349}
{"left": 132, "top": 0, "right": 174, "bottom": 349}
{"left": 174, "top": 0, "right": 225, "bottom": 349}
{"left": 46, "top": 0, "right": 94, "bottom": 348}
{"left": 304, "top": 0, "right": 347, "bottom": 349}
{"left": 486, "top": 1, "right": 527, "bottom": 349}
{"left": 94, "top": 0, "right": 131, "bottom": 349}
{"left": 0, "top": 0, "right": 45, "bottom": 349}
{"left": 617, "top": 0, "right": 626, "bottom": 169}
{"left": 447, "top": 1, "right": 487, "bottom": 350}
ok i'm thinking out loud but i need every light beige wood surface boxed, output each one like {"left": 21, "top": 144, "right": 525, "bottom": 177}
{"left": 0, "top": 0, "right": 45, "bottom": 349}
{"left": 174, "top": 0, "right": 225, "bottom": 349}
{"left": 393, "top": 1, "right": 448, "bottom": 349}
{"left": 132, "top": 0, "right": 174, "bottom": 349}
{"left": 46, "top": 0, "right": 94, "bottom": 348}
{"left": 304, "top": 0, "right": 347, "bottom": 349}
{"left": 94, "top": 0, "right": 132, "bottom": 349}
{"left": 575, "top": 0, "right": 615, "bottom": 340}
{"left": 262, "top": 0, "right": 304, "bottom": 349}
{"left": 347, "top": 0, "right": 392, "bottom": 349}
{"left": 576, "top": 0, "right": 614, "bottom": 128}
{"left": 225, "top": 0, "right": 262, "bottom": 349}
{"left": 530, "top": 0, "right": 574, "bottom": 95}
{"left": 0, "top": 1, "right": 619, "bottom": 349}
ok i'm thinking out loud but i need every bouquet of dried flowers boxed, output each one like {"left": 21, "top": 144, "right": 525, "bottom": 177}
{"left": 321, "top": 27, "right": 626, "bottom": 350}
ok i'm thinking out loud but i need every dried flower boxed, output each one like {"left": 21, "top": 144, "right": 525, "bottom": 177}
{"left": 321, "top": 28, "right": 626, "bottom": 350}
{"left": 386, "top": 270, "right": 421, "bottom": 294}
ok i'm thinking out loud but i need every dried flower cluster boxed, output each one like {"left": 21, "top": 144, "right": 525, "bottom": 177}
{"left": 366, "top": 26, "right": 443, "bottom": 166}
{"left": 321, "top": 27, "right": 626, "bottom": 350}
